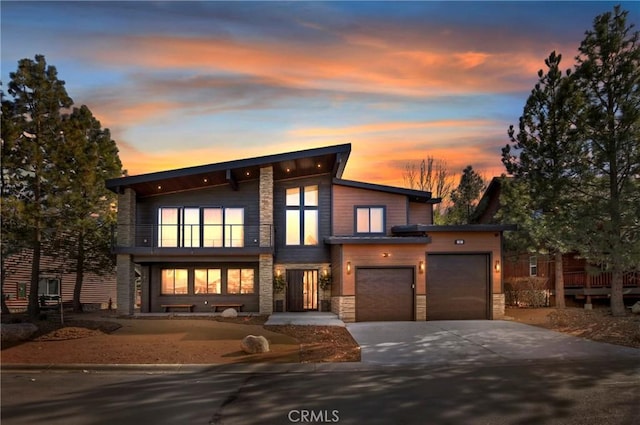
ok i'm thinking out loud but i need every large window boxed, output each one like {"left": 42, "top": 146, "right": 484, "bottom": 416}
{"left": 158, "top": 207, "right": 244, "bottom": 248}
{"left": 194, "top": 269, "right": 221, "bottom": 294}
{"left": 227, "top": 269, "right": 255, "bottom": 294}
{"left": 161, "top": 269, "right": 188, "bottom": 294}
{"left": 160, "top": 267, "right": 255, "bottom": 295}
{"left": 286, "top": 185, "right": 318, "bottom": 246}
{"left": 355, "top": 206, "right": 385, "bottom": 234}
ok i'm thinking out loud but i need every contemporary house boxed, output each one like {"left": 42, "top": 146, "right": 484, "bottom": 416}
{"left": 106, "top": 144, "right": 512, "bottom": 321}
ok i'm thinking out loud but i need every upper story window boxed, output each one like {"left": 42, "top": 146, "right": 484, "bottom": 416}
{"left": 158, "top": 207, "right": 244, "bottom": 248}
{"left": 286, "top": 185, "right": 318, "bottom": 246}
{"left": 355, "top": 206, "right": 385, "bottom": 234}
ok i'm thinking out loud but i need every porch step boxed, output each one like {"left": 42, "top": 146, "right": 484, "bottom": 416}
{"left": 265, "top": 312, "right": 345, "bottom": 327}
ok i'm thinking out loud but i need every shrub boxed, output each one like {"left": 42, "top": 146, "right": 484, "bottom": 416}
{"left": 505, "top": 277, "right": 550, "bottom": 307}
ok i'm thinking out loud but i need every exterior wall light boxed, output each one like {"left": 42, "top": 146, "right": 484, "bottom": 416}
{"left": 346, "top": 261, "right": 352, "bottom": 274}
{"left": 494, "top": 260, "right": 501, "bottom": 272}
{"left": 419, "top": 261, "right": 425, "bottom": 274}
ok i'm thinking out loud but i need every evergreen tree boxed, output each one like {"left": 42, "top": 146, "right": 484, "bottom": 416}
{"left": 571, "top": 6, "right": 640, "bottom": 316}
{"left": 3, "top": 55, "right": 73, "bottom": 318}
{"left": 58, "top": 105, "right": 122, "bottom": 312}
{"left": 502, "top": 7, "right": 640, "bottom": 316}
{"left": 501, "top": 51, "right": 582, "bottom": 309}
{"left": 445, "top": 165, "right": 485, "bottom": 225}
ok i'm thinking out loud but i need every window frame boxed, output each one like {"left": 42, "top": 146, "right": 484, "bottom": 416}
{"left": 285, "top": 185, "right": 319, "bottom": 246}
{"left": 354, "top": 206, "right": 386, "bottom": 235}
{"left": 529, "top": 256, "right": 538, "bottom": 277}
{"left": 157, "top": 206, "right": 245, "bottom": 248}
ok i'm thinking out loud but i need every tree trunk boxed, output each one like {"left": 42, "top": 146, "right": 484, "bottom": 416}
{"left": 554, "top": 251, "right": 565, "bottom": 309}
{"left": 28, "top": 236, "right": 42, "bottom": 319}
{"left": 1, "top": 259, "right": 11, "bottom": 315}
{"left": 610, "top": 270, "right": 625, "bottom": 317}
{"left": 73, "top": 233, "right": 85, "bottom": 313}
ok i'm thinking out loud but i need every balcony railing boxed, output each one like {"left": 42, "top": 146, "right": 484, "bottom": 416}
{"left": 112, "top": 224, "right": 273, "bottom": 249}
{"left": 563, "top": 271, "right": 640, "bottom": 288}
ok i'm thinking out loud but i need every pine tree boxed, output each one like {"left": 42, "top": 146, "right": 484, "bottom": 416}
{"left": 445, "top": 165, "right": 485, "bottom": 225}
{"left": 3, "top": 55, "right": 73, "bottom": 318}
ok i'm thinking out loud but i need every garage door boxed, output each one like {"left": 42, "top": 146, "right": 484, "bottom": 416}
{"left": 427, "top": 254, "right": 489, "bottom": 320}
{"left": 356, "top": 268, "right": 414, "bottom": 322}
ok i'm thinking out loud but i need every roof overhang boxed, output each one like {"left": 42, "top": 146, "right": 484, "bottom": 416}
{"left": 107, "top": 143, "right": 351, "bottom": 197}
{"left": 333, "top": 178, "right": 437, "bottom": 203}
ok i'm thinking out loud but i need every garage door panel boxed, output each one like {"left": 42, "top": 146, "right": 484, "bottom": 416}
{"left": 427, "top": 254, "right": 489, "bottom": 320}
{"left": 356, "top": 268, "right": 414, "bottom": 322}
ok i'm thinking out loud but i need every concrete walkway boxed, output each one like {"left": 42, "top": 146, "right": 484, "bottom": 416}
{"left": 265, "top": 312, "right": 345, "bottom": 327}
{"left": 347, "top": 320, "right": 640, "bottom": 365}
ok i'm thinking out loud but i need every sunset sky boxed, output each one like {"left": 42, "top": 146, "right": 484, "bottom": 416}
{"left": 2, "top": 1, "right": 636, "bottom": 188}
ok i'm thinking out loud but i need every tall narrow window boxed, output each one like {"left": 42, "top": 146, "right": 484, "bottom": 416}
{"left": 183, "top": 207, "right": 200, "bottom": 247}
{"left": 529, "top": 256, "right": 538, "bottom": 276}
{"left": 225, "top": 208, "right": 244, "bottom": 247}
{"left": 286, "top": 185, "right": 318, "bottom": 246}
{"left": 355, "top": 207, "right": 385, "bottom": 234}
{"left": 203, "top": 208, "right": 223, "bottom": 247}
{"left": 158, "top": 207, "right": 179, "bottom": 247}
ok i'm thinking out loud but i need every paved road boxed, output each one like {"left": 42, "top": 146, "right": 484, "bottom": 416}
{"left": 2, "top": 359, "right": 639, "bottom": 425}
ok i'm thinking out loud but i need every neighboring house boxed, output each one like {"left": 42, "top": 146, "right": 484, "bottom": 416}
{"left": 474, "top": 177, "right": 640, "bottom": 305}
{"left": 2, "top": 248, "right": 117, "bottom": 312}
{"left": 106, "top": 144, "right": 513, "bottom": 322}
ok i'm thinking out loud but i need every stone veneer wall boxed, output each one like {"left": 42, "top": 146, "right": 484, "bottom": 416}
{"left": 116, "top": 188, "right": 136, "bottom": 315}
{"left": 331, "top": 295, "right": 355, "bottom": 322}
{"left": 258, "top": 166, "right": 274, "bottom": 315}
{"left": 415, "top": 295, "right": 426, "bottom": 321}
{"left": 492, "top": 293, "right": 505, "bottom": 319}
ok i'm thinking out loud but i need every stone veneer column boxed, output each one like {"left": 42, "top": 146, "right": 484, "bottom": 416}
{"left": 116, "top": 188, "right": 136, "bottom": 315}
{"left": 331, "top": 296, "right": 355, "bottom": 322}
{"left": 492, "top": 293, "right": 505, "bottom": 319}
{"left": 258, "top": 166, "right": 274, "bottom": 314}
{"left": 415, "top": 295, "right": 427, "bottom": 321}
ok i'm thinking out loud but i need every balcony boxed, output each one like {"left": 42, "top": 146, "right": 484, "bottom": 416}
{"left": 563, "top": 270, "right": 640, "bottom": 297}
{"left": 112, "top": 224, "right": 273, "bottom": 256}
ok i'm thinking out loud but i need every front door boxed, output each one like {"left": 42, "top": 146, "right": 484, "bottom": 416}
{"left": 286, "top": 270, "right": 318, "bottom": 312}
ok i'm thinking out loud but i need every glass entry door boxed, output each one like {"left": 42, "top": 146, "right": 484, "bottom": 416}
{"left": 286, "top": 270, "right": 318, "bottom": 311}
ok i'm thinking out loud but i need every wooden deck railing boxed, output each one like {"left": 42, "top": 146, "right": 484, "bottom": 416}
{"left": 563, "top": 271, "right": 640, "bottom": 288}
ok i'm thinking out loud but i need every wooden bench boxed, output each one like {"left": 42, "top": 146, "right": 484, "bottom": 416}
{"left": 161, "top": 304, "right": 195, "bottom": 313}
{"left": 211, "top": 303, "right": 244, "bottom": 312}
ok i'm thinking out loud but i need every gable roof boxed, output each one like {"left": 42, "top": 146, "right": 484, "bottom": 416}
{"left": 333, "top": 178, "right": 439, "bottom": 204}
{"left": 106, "top": 143, "right": 351, "bottom": 196}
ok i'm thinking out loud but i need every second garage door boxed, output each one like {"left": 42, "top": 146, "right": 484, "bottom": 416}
{"left": 356, "top": 267, "right": 414, "bottom": 322}
{"left": 427, "top": 254, "right": 490, "bottom": 320}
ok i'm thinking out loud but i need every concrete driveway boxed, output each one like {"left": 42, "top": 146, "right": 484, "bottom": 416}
{"left": 346, "top": 320, "right": 640, "bottom": 365}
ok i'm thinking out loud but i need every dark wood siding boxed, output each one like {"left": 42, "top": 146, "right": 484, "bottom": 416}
{"left": 356, "top": 267, "right": 414, "bottom": 321}
{"left": 426, "top": 254, "right": 489, "bottom": 320}
{"left": 274, "top": 175, "right": 332, "bottom": 264}
{"left": 148, "top": 263, "right": 259, "bottom": 313}
{"left": 136, "top": 180, "right": 261, "bottom": 247}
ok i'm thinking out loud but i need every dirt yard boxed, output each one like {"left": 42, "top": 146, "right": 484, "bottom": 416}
{"left": 1, "top": 313, "right": 360, "bottom": 364}
{"left": 2, "top": 307, "right": 637, "bottom": 365}
{"left": 505, "top": 306, "right": 640, "bottom": 349}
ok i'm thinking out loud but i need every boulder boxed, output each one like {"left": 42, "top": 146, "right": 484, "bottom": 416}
{"left": 631, "top": 301, "right": 640, "bottom": 314}
{"left": 221, "top": 308, "right": 238, "bottom": 318}
{"left": 1, "top": 323, "right": 38, "bottom": 343}
{"left": 240, "top": 335, "right": 270, "bottom": 354}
